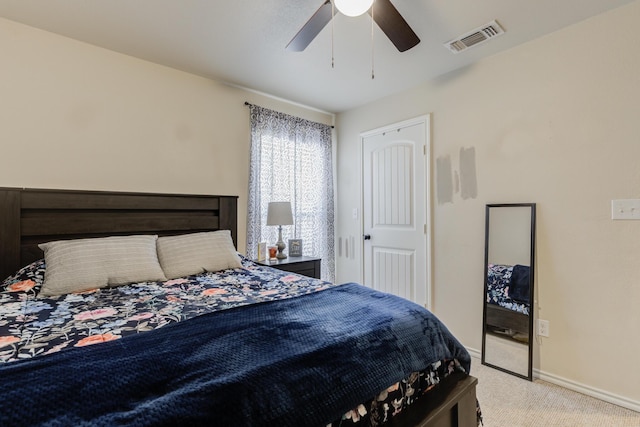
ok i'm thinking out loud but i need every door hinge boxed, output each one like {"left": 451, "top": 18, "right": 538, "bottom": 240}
{"left": 423, "top": 145, "right": 426, "bottom": 155}
{"left": 424, "top": 224, "right": 427, "bottom": 234}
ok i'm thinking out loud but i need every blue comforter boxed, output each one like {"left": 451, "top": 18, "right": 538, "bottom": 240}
{"left": 0, "top": 283, "right": 470, "bottom": 427}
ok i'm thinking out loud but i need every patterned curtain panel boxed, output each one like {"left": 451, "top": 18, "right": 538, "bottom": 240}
{"left": 247, "top": 105, "right": 335, "bottom": 282}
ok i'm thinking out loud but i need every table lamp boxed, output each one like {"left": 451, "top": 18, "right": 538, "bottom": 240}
{"left": 266, "top": 201, "right": 293, "bottom": 259}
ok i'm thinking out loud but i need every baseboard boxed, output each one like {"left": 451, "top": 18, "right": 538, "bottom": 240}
{"left": 534, "top": 369, "right": 640, "bottom": 413}
{"left": 466, "top": 346, "right": 640, "bottom": 413}
{"left": 467, "top": 347, "right": 481, "bottom": 360}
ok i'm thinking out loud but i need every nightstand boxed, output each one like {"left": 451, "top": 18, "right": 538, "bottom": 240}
{"left": 254, "top": 256, "right": 321, "bottom": 279}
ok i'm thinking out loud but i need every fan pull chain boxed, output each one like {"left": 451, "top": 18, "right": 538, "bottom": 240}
{"left": 331, "top": 1, "right": 335, "bottom": 68}
{"left": 371, "top": 1, "right": 375, "bottom": 79}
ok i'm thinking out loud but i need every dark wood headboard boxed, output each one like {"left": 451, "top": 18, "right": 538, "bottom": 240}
{"left": 0, "top": 188, "right": 238, "bottom": 281}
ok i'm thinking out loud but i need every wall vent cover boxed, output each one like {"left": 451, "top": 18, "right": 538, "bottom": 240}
{"left": 444, "top": 20, "right": 505, "bottom": 54}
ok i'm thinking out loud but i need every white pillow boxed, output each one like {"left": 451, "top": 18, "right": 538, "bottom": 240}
{"left": 38, "top": 235, "right": 167, "bottom": 297}
{"left": 156, "top": 230, "right": 242, "bottom": 280}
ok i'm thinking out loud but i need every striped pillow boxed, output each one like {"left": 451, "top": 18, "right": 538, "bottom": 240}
{"left": 38, "top": 235, "right": 167, "bottom": 297}
{"left": 156, "top": 231, "right": 242, "bottom": 280}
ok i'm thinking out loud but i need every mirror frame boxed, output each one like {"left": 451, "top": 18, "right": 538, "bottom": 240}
{"left": 481, "top": 203, "right": 536, "bottom": 380}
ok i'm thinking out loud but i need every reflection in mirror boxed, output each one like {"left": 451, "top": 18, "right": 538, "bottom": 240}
{"left": 482, "top": 204, "right": 536, "bottom": 380}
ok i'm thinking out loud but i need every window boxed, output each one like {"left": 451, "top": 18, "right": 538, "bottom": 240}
{"left": 247, "top": 105, "right": 334, "bottom": 281}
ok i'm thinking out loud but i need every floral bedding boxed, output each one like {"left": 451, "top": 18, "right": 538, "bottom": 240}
{"left": 486, "top": 263, "right": 529, "bottom": 315}
{"left": 1, "top": 256, "right": 476, "bottom": 426}
{"left": 0, "top": 256, "right": 338, "bottom": 362}
{"left": 329, "top": 359, "right": 482, "bottom": 427}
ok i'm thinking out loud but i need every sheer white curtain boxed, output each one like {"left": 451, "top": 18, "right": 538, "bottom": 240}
{"left": 247, "top": 105, "right": 335, "bottom": 282}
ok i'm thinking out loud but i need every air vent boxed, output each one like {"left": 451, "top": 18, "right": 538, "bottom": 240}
{"left": 444, "top": 20, "right": 505, "bottom": 54}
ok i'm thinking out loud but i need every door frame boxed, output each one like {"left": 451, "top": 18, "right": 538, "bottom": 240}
{"left": 360, "top": 114, "right": 432, "bottom": 310}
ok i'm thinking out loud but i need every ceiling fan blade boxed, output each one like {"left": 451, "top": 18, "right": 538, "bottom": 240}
{"left": 286, "top": 0, "right": 335, "bottom": 52}
{"left": 369, "top": 0, "right": 420, "bottom": 52}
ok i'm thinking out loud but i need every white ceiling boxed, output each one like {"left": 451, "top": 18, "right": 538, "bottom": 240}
{"left": 0, "top": 0, "right": 635, "bottom": 113}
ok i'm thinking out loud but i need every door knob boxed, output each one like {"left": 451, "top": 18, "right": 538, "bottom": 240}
{"left": 363, "top": 234, "right": 371, "bottom": 240}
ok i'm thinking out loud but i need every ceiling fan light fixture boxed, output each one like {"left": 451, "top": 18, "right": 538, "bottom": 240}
{"left": 334, "top": 0, "right": 374, "bottom": 17}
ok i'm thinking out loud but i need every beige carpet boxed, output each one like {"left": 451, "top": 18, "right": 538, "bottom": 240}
{"left": 483, "top": 334, "right": 529, "bottom": 377}
{"left": 472, "top": 357, "right": 640, "bottom": 426}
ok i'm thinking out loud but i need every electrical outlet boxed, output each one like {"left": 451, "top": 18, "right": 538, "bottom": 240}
{"left": 537, "top": 319, "right": 550, "bottom": 337}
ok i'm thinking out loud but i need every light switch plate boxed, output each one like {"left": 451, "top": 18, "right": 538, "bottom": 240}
{"left": 611, "top": 199, "right": 640, "bottom": 220}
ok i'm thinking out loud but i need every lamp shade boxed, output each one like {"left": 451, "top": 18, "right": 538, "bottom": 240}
{"left": 266, "top": 202, "right": 293, "bottom": 226}
{"left": 334, "top": 0, "right": 374, "bottom": 17}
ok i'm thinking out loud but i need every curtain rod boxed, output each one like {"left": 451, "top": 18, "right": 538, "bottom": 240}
{"left": 244, "top": 102, "right": 334, "bottom": 129}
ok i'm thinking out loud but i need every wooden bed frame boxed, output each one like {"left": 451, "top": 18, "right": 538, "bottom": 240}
{"left": 0, "top": 187, "right": 238, "bottom": 281}
{"left": 0, "top": 187, "right": 478, "bottom": 427}
{"left": 485, "top": 303, "right": 529, "bottom": 337}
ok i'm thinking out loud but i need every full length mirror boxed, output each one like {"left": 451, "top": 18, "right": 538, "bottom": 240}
{"left": 482, "top": 203, "right": 536, "bottom": 380}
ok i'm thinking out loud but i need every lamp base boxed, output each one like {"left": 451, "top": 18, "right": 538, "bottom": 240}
{"left": 276, "top": 226, "right": 287, "bottom": 259}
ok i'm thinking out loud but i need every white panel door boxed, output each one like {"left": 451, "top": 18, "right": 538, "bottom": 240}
{"left": 362, "top": 118, "right": 429, "bottom": 307}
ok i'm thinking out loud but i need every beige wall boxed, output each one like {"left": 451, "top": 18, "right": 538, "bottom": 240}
{"left": 336, "top": 1, "right": 640, "bottom": 408}
{"left": 0, "top": 17, "right": 333, "bottom": 255}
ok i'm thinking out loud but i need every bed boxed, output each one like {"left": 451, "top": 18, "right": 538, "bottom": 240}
{"left": 0, "top": 187, "right": 479, "bottom": 427}
{"left": 485, "top": 263, "right": 531, "bottom": 339}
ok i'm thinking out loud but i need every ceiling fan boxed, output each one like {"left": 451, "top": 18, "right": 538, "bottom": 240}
{"left": 286, "top": 0, "right": 420, "bottom": 53}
